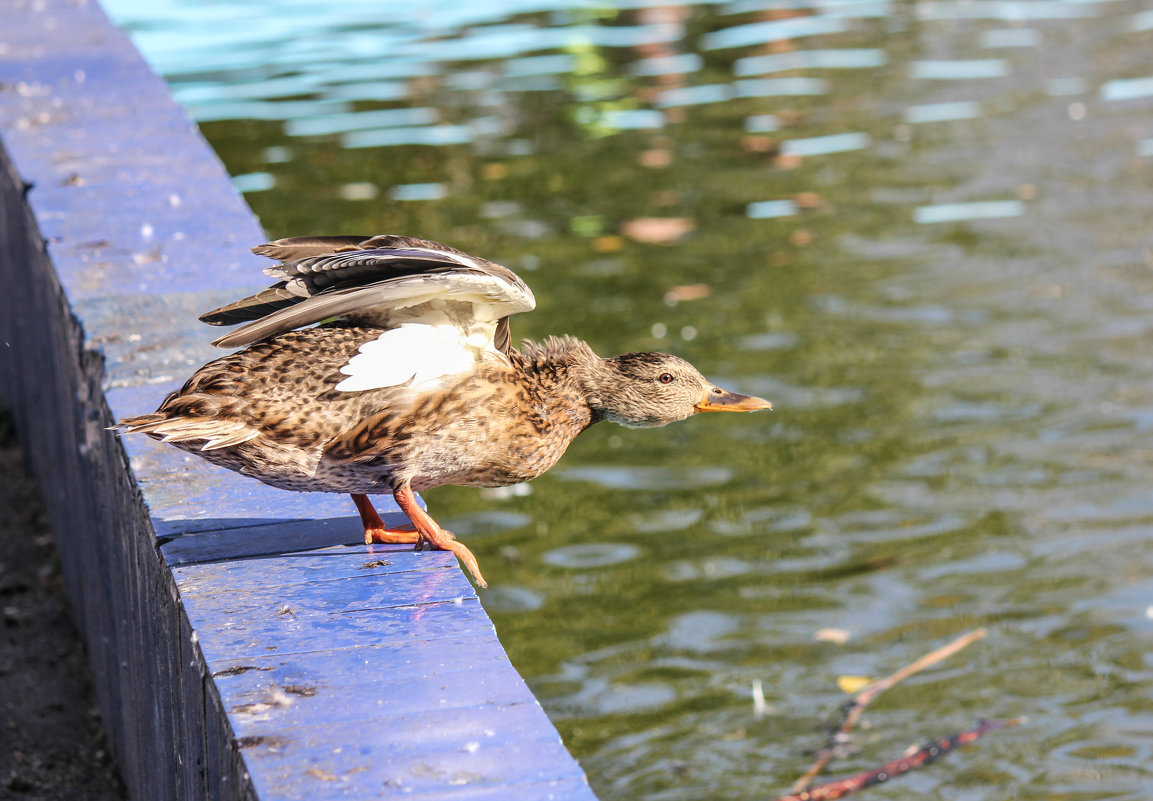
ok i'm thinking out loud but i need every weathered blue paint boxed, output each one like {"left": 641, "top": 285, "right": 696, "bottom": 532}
{"left": 0, "top": 0, "right": 597, "bottom": 798}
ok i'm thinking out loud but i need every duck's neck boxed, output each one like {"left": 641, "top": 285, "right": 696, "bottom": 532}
{"left": 516, "top": 336, "right": 614, "bottom": 427}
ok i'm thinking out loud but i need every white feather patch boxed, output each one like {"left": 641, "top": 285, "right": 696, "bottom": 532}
{"left": 335, "top": 321, "right": 494, "bottom": 392}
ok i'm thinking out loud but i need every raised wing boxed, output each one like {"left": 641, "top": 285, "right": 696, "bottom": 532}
{"left": 201, "top": 235, "right": 536, "bottom": 351}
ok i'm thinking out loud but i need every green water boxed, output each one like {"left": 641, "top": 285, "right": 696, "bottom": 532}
{"left": 106, "top": 1, "right": 1153, "bottom": 797}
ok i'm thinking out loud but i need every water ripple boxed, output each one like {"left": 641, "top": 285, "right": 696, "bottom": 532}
{"left": 542, "top": 543, "right": 643, "bottom": 569}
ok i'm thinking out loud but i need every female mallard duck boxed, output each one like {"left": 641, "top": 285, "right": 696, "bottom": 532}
{"left": 119, "top": 235, "right": 772, "bottom": 587}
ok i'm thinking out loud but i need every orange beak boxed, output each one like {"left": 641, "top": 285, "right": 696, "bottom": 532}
{"left": 694, "top": 383, "right": 773, "bottom": 413}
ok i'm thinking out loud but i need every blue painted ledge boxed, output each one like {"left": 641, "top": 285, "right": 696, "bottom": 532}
{"left": 0, "top": 1, "right": 597, "bottom": 799}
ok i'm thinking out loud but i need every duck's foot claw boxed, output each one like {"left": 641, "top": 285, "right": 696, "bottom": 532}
{"left": 377, "top": 487, "right": 488, "bottom": 589}
{"left": 363, "top": 526, "right": 486, "bottom": 587}
{"left": 417, "top": 529, "right": 487, "bottom": 589}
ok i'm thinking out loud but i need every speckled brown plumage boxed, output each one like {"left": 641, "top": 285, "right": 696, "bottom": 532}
{"left": 119, "top": 235, "right": 772, "bottom": 587}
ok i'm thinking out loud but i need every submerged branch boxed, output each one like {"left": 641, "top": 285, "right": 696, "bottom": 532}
{"left": 773, "top": 718, "right": 1023, "bottom": 801}
{"left": 791, "top": 627, "right": 988, "bottom": 793}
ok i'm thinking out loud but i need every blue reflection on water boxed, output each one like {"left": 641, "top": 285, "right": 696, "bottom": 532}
{"left": 913, "top": 200, "right": 1024, "bottom": 224}
{"left": 905, "top": 101, "right": 982, "bottom": 124}
{"left": 745, "top": 114, "right": 781, "bottom": 133}
{"left": 344, "top": 126, "right": 471, "bottom": 148}
{"left": 734, "top": 48, "right": 886, "bottom": 76}
{"left": 231, "top": 172, "right": 276, "bottom": 193}
{"left": 735, "top": 77, "right": 830, "bottom": 97}
{"left": 781, "top": 132, "right": 870, "bottom": 156}
{"left": 1134, "top": 9, "right": 1153, "bottom": 30}
{"left": 629, "top": 53, "right": 703, "bottom": 76}
{"left": 701, "top": 15, "right": 849, "bottom": 50}
{"left": 388, "top": 182, "right": 449, "bottom": 201}
{"left": 505, "top": 54, "right": 578, "bottom": 77}
{"left": 747, "top": 200, "right": 798, "bottom": 220}
{"left": 979, "top": 27, "right": 1040, "bottom": 47}
{"left": 542, "top": 543, "right": 642, "bottom": 568}
{"left": 599, "top": 109, "right": 666, "bottom": 130}
{"left": 1047, "top": 77, "right": 1088, "bottom": 96}
{"left": 910, "top": 59, "right": 1009, "bottom": 79}
{"left": 285, "top": 107, "right": 439, "bottom": 137}
{"left": 916, "top": 1, "right": 1098, "bottom": 20}
{"left": 656, "top": 84, "right": 733, "bottom": 108}
{"left": 1101, "top": 75, "right": 1153, "bottom": 101}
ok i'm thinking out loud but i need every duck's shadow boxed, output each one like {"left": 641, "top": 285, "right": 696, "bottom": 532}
{"left": 155, "top": 512, "right": 416, "bottom": 567}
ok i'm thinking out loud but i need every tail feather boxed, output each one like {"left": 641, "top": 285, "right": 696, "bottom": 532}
{"left": 116, "top": 415, "right": 259, "bottom": 451}
{"left": 115, "top": 413, "right": 167, "bottom": 432}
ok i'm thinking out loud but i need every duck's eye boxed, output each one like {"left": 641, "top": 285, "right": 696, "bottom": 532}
{"left": 658, "top": 373, "right": 675, "bottom": 384}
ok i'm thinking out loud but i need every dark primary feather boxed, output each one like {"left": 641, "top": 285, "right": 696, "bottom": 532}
{"left": 258, "top": 234, "right": 476, "bottom": 271}
{"left": 200, "top": 234, "right": 535, "bottom": 350}
{"left": 199, "top": 283, "right": 298, "bottom": 327}
{"left": 494, "top": 318, "right": 512, "bottom": 354}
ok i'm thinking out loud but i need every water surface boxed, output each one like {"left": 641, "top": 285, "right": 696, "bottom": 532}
{"left": 104, "top": 1, "right": 1153, "bottom": 798}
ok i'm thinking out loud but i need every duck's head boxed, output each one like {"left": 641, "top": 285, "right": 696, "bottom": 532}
{"left": 588, "top": 352, "right": 772, "bottom": 428}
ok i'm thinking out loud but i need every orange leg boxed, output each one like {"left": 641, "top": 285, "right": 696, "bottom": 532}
{"left": 352, "top": 493, "right": 418, "bottom": 544}
{"left": 350, "top": 491, "right": 487, "bottom": 589}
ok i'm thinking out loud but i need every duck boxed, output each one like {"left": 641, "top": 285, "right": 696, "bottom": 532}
{"left": 118, "top": 235, "right": 772, "bottom": 587}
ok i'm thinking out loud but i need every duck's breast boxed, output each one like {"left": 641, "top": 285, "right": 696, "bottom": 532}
{"left": 329, "top": 361, "right": 593, "bottom": 491}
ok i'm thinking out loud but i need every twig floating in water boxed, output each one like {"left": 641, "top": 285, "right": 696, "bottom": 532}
{"left": 841, "top": 628, "right": 988, "bottom": 729}
{"left": 791, "top": 627, "right": 988, "bottom": 793}
{"left": 774, "top": 717, "right": 1023, "bottom": 801}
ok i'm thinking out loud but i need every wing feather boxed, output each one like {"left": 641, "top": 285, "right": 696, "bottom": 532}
{"left": 201, "top": 235, "right": 535, "bottom": 351}
{"left": 200, "top": 283, "right": 302, "bottom": 326}
{"left": 334, "top": 323, "right": 485, "bottom": 392}
{"left": 251, "top": 235, "right": 372, "bottom": 262}
{"left": 209, "top": 272, "right": 531, "bottom": 348}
